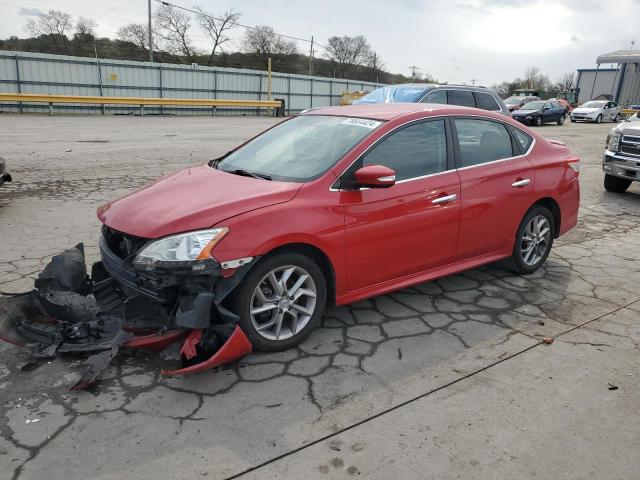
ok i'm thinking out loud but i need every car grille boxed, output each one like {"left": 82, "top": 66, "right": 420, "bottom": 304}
{"left": 101, "top": 225, "right": 148, "bottom": 259}
{"left": 620, "top": 135, "right": 640, "bottom": 158}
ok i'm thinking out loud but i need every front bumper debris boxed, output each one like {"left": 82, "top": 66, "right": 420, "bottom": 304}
{"left": 0, "top": 242, "right": 254, "bottom": 390}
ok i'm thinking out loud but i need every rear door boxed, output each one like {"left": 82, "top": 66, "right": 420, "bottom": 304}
{"left": 342, "top": 118, "right": 461, "bottom": 291}
{"left": 453, "top": 117, "right": 536, "bottom": 259}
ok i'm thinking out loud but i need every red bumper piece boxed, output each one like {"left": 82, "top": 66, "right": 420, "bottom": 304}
{"left": 121, "top": 329, "right": 189, "bottom": 351}
{"left": 161, "top": 325, "right": 252, "bottom": 376}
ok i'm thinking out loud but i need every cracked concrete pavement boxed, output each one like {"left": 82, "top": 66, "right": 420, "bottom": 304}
{"left": 0, "top": 116, "right": 639, "bottom": 479}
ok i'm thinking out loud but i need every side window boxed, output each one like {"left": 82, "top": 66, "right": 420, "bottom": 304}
{"left": 544, "top": 102, "right": 551, "bottom": 109}
{"left": 474, "top": 92, "right": 501, "bottom": 111}
{"left": 454, "top": 118, "right": 514, "bottom": 167}
{"left": 611, "top": 101, "right": 618, "bottom": 108}
{"left": 363, "top": 120, "right": 448, "bottom": 181}
{"left": 448, "top": 90, "right": 476, "bottom": 108}
{"left": 421, "top": 89, "right": 447, "bottom": 104}
{"left": 508, "top": 125, "right": 534, "bottom": 153}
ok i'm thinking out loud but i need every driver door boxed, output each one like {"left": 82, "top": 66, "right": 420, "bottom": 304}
{"left": 341, "top": 119, "right": 461, "bottom": 291}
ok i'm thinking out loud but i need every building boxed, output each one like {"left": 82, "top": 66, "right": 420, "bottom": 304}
{"left": 574, "top": 50, "right": 640, "bottom": 107}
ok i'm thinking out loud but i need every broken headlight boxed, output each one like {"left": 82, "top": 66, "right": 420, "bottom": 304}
{"left": 607, "top": 130, "right": 621, "bottom": 152}
{"left": 133, "top": 228, "right": 228, "bottom": 267}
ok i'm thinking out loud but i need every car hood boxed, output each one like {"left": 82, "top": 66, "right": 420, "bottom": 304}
{"left": 617, "top": 122, "right": 640, "bottom": 135}
{"left": 573, "top": 107, "right": 600, "bottom": 114}
{"left": 513, "top": 109, "right": 540, "bottom": 115}
{"left": 97, "top": 165, "right": 302, "bottom": 238}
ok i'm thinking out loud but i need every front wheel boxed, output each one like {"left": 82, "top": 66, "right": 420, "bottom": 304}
{"left": 595, "top": 114, "right": 602, "bottom": 124}
{"left": 557, "top": 115, "right": 565, "bottom": 125}
{"left": 231, "top": 251, "right": 327, "bottom": 352}
{"left": 503, "top": 206, "right": 555, "bottom": 274}
{"left": 604, "top": 174, "right": 631, "bottom": 193}
{"left": 535, "top": 116, "right": 543, "bottom": 127}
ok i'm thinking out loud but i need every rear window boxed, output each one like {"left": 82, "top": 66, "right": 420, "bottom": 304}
{"left": 449, "top": 90, "right": 476, "bottom": 108}
{"left": 509, "top": 126, "right": 534, "bottom": 153}
{"left": 474, "top": 92, "right": 501, "bottom": 111}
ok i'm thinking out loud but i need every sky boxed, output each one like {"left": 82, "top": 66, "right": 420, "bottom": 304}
{"left": 0, "top": 0, "right": 639, "bottom": 85}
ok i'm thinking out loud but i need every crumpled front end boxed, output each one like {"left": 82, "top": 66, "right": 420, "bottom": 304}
{"left": 1, "top": 238, "right": 254, "bottom": 390}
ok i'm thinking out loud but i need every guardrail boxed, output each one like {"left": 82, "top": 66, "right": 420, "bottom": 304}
{"left": 0, "top": 93, "right": 283, "bottom": 116}
{"left": 621, "top": 108, "right": 639, "bottom": 117}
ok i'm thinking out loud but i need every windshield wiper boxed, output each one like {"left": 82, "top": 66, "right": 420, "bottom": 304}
{"left": 223, "top": 169, "right": 272, "bottom": 181}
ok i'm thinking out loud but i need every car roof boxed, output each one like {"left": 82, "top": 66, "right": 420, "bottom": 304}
{"left": 303, "top": 103, "right": 503, "bottom": 121}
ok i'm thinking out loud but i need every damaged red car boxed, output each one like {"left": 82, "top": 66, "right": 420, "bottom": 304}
{"left": 96, "top": 103, "right": 580, "bottom": 365}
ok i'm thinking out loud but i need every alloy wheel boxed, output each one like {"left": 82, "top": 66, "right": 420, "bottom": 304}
{"left": 520, "top": 215, "right": 551, "bottom": 266}
{"left": 249, "top": 265, "right": 317, "bottom": 341}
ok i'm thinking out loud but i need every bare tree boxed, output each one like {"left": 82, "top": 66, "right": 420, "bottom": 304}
{"left": 326, "top": 35, "right": 374, "bottom": 78}
{"left": 194, "top": 6, "right": 241, "bottom": 66}
{"left": 551, "top": 72, "right": 575, "bottom": 94}
{"left": 117, "top": 23, "right": 156, "bottom": 51}
{"left": 154, "top": 4, "right": 197, "bottom": 62}
{"left": 522, "top": 66, "right": 550, "bottom": 91}
{"left": 243, "top": 25, "right": 298, "bottom": 59}
{"left": 75, "top": 17, "right": 97, "bottom": 38}
{"left": 25, "top": 9, "right": 73, "bottom": 37}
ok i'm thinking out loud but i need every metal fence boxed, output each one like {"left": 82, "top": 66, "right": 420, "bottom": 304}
{"left": 0, "top": 50, "right": 383, "bottom": 115}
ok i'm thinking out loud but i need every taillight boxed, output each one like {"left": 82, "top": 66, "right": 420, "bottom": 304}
{"left": 567, "top": 158, "right": 580, "bottom": 175}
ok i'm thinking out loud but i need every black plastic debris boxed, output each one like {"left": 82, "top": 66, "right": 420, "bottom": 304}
{"left": 35, "top": 244, "right": 92, "bottom": 294}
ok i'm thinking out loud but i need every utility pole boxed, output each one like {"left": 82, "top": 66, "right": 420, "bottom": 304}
{"left": 631, "top": 40, "right": 636, "bottom": 50}
{"left": 309, "top": 36, "right": 314, "bottom": 76}
{"left": 470, "top": 78, "right": 477, "bottom": 86}
{"left": 409, "top": 65, "right": 419, "bottom": 81}
{"left": 148, "top": 0, "right": 153, "bottom": 62}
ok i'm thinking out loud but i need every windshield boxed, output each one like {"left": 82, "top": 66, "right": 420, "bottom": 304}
{"left": 504, "top": 97, "right": 523, "bottom": 105}
{"left": 354, "top": 85, "right": 428, "bottom": 104}
{"left": 581, "top": 101, "right": 605, "bottom": 108}
{"left": 217, "top": 115, "right": 381, "bottom": 182}
{"left": 521, "top": 101, "right": 545, "bottom": 110}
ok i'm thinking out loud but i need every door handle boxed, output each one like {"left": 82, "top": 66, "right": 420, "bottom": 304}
{"left": 511, "top": 178, "right": 531, "bottom": 187}
{"left": 432, "top": 194, "right": 457, "bottom": 204}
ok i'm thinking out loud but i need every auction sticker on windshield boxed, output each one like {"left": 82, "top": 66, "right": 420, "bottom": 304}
{"left": 340, "top": 118, "right": 382, "bottom": 129}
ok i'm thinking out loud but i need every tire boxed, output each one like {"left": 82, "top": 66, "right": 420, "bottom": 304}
{"left": 503, "top": 206, "right": 555, "bottom": 275}
{"left": 557, "top": 115, "right": 565, "bottom": 126}
{"left": 570, "top": 119, "right": 576, "bottom": 123}
{"left": 613, "top": 113, "right": 620, "bottom": 123}
{"left": 535, "top": 116, "right": 543, "bottom": 127}
{"left": 231, "top": 251, "right": 327, "bottom": 352}
{"left": 595, "top": 114, "right": 602, "bottom": 124}
{"left": 604, "top": 174, "right": 631, "bottom": 193}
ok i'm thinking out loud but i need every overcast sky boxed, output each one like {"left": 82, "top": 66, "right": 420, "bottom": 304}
{"left": 1, "top": 0, "right": 638, "bottom": 85}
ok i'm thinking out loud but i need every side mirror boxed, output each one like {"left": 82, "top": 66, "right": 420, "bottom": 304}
{"left": 354, "top": 165, "right": 396, "bottom": 188}
{"left": 543, "top": 106, "right": 550, "bottom": 111}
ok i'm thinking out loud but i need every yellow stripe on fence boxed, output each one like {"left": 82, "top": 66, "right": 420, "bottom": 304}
{"left": 0, "top": 93, "right": 281, "bottom": 108}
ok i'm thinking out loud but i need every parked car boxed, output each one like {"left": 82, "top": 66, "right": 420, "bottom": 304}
{"left": 603, "top": 118, "right": 640, "bottom": 192}
{"left": 353, "top": 83, "right": 511, "bottom": 116}
{"left": 504, "top": 95, "right": 541, "bottom": 112}
{"left": 0, "top": 157, "right": 11, "bottom": 187}
{"left": 512, "top": 100, "right": 567, "bottom": 126}
{"left": 570, "top": 100, "right": 620, "bottom": 123}
{"left": 97, "top": 103, "right": 580, "bottom": 351}
{"left": 548, "top": 98, "right": 573, "bottom": 114}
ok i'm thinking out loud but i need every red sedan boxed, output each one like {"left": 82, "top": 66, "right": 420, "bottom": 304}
{"left": 98, "top": 103, "right": 580, "bottom": 353}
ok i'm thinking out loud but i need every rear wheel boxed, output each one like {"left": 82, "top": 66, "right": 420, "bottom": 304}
{"left": 613, "top": 113, "right": 620, "bottom": 123}
{"left": 231, "top": 251, "right": 327, "bottom": 352}
{"left": 503, "top": 206, "right": 555, "bottom": 274}
{"left": 604, "top": 174, "right": 631, "bottom": 193}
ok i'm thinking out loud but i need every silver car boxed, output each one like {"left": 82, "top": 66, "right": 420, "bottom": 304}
{"left": 603, "top": 117, "right": 640, "bottom": 192}
{"left": 571, "top": 100, "right": 621, "bottom": 123}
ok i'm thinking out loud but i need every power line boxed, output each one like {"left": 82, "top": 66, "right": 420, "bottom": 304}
{"left": 154, "top": 0, "right": 329, "bottom": 52}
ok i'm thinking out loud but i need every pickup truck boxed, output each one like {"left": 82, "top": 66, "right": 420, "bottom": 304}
{"left": 603, "top": 116, "right": 640, "bottom": 192}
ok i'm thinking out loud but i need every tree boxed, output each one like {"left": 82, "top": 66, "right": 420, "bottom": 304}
{"left": 243, "top": 25, "right": 298, "bottom": 59}
{"left": 522, "top": 66, "right": 550, "bottom": 91}
{"left": 326, "top": 35, "right": 374, "bottom": 78}
{"left": 154, "top": 4, "right": 197, "bottom": 62}
{"left": 194, "top": 6, "right": 241, "bottom": 66}
{"left": 25, "top": 9, "right": 73, "bottom": 37}
{"left": 74, "top": 17, "right": 97, "bottom": 38}
{"left": 551, "top": 72, "right": 575, "bottom": 94}
{"left": 117, "top": 23, "right": 156, "bottom": 51}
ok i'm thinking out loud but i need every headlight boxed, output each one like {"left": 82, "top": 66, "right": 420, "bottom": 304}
{"left": 526, "top": 115, "right": 532, "bottom": 120}
{"left": 607, "top": 130, "right": 621, "bottom": 152}
{"left": 133, "top": 228, "right": 228, "bottom": 267}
